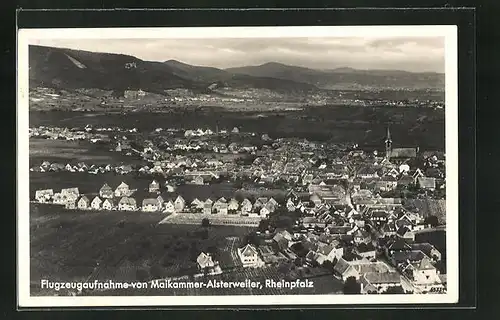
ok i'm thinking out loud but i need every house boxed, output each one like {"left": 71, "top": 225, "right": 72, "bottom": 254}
{"left": 61, "top": 187, "right": 80, "bottom": 198}
{"left": 77, "top": 195, "right": 91, "bottom": 210}
{"left": 302, "top": 217, "right": 327, "bottom": 229}
{"left": 352, "top": 229, "right": 372, "bottom": 245}
{"left": 149, "top": 180, "right": 160, "bottom": 193}
{"left": 237, "top": 244, "right": 264, "bottom": 268}
{"left": 240, "top": 198, "right": 252, "bottom": 215}
{"left": 191, "top": 198, "right": 204, "bottom": 210}
{"left": 361, "top": 272, "right": 403, "bottom": 293}
{"left": 65, "top": 199, "right": 77, "bottom": 210}
{"left": 410, "top": 243, "right": 442, "bottom": 261}
{"left": 315, "top": 244, "right": 343, "bottom": 265}
{"left": 99, "top": 183, "right": 114, "bottom": 198}
{"left": 217, "top": 202, "right": 229, "bottom": 215}
{"left": 268, "top": 197, "right": 278, "bottom": 208}
{"left": 114, "top": 182, "right": 130, "bottom": 197}
{"left": 228, "top": 198, "right": 239, "bottom": 213}
{"left": 417, "top": 177, "right": 436, "bottom": 191}
{"left": 156, "top": 195, "right": 164, "bottom": 208}
{"left": 333, "top": 258, "right": 360, "bottom": 281}
{"left": 400, "top": 255, "right": 441, "bottom": 287}
{"left": 260, "top": 203, "right": 273, "bottom": 218}
{"left": 174, "top": 195, "right": 186, "bottom": 212}
{"left": 35, "top": 189, "right": 54, "bottom": 203}
{"left": 356, "top": 243, "right": 377, "bottom": 260}
{"left": 142, "top": 198, "right": 160, "bottom": 212}
{"left": 118, "top": 197, "right": 137, "bottom": 211}
{"left": 196, "top": 252, "right": 222, "bottom": 275}
{"left": 164, "top": 201, "right": 175, "bottom": 213}
{"left": 310, "top": 193, "right": 322, "bottom": 207}
{"left": 102, "top": 198, "right": 115, "bottom": 211}
{"left": 253, "top": 197, "right": 268, "bottom": 210}
{"left": 191, "top": 175, "right": 204, "bottom": 185}
{"left": 272, "top": 233, "right": 290, "bottom": 251}
{"left": 369, "top": 210, "right": 389, "bottom": 224}
{"left": 286, "top": 198, "right": 296, "bottom": 212}
{"left": 91, "top": 196, "right": 103, "bottom": 210}
{"left": 386, "top": 238, "right": 412, "bottom": 257}
{"left": 357, "top": 166, "right": 379, "bottom": 179}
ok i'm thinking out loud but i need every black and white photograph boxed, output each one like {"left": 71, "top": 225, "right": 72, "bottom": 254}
{"left": 17, "top": 26, "right": 458, "bottom": 307}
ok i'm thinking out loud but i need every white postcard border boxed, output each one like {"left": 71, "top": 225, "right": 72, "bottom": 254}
{"left": 17, "top": 25, "right": 459, "bottom": 307}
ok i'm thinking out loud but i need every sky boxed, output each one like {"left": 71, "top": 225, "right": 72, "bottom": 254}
{"left": 30, "top": 37, "right": 445, "bottom": 73}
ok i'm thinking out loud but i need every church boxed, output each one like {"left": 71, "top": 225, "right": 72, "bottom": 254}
{"left": 384, "top": 126, "right": 419, "bottom": 163}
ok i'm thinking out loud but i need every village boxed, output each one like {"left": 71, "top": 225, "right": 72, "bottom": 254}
{"left": 31, "top": 121, "right": 447, "bottom": 295}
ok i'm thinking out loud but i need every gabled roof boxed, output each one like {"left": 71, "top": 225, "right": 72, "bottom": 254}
{"left": 78, "top": 195, "right": 90, "bottom": 203}
{"left": 100, "top": 183, "right": 112, "bottom": 191}
{"left": 388, "top": 238, "right": 412, "bottom": 251}
{"left": 116, "top": 182, "right": 129, "bottom": 189}
{"left": 392, "top": 250, "right": 427, "bottom": 263}
{"left": 239, "top": 244, "right": 258, "bottom": 257}
{"left": 333, "top": 258, "right": 352, "bottom": 275}
{"left": 119, "top": 197, "right": 136, "bottom": 206}
{"left": 142, "top": 198, "right": 158, "bottom": 206}
{"left": 364, "top": 272, "right": 401, "bottom": 284}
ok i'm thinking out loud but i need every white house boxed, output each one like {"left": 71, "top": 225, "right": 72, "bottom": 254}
{"left": 99, "top": 183, "right": 114, "bottom": 198}
{"left": 228, "top": 198, "right": 239, "bottom": 213}
{"left": 102, "top": 198, "right": 115, "bottom": 211}
{"left": 164, "top": 201, "right": 175, "bottom": 213}
{"left": 91, "top": 196, "right": 103, "bottom": 210}
{"left": 142, "top": 198, "right": 160, "bottom": 212}
{"left": 174, "top": 195, "right": 185, "bottom": 212}
{"left": 118, "top": 197, "right": 137, "bottom": 211}
{"left": 237, "top": 244, "right": 264, "bottom": 268}
{"left": 77, "top": 195, "right": 91, "bottom": 210}
{"left": 114, "top": 182, "right": 130, "bottom": 197}
{"left": 149, "top": 180, "right": 160, "bottom": 193}
{"left": 35, "top": 189, "right": 54, "bottom": 203}
{"left": 240, "top": 198, "right": 252, "bottom": 215}
{"left": 196, "top": 252, "right": 222, "bottom": 275}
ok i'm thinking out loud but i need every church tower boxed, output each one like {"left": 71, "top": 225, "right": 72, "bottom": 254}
{"left": 385, "top": 126, "right": 392, "bottom": 160}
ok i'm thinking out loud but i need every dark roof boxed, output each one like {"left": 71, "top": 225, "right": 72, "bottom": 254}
{"left": 392, "top": 250, "right": 427, "bottom": 263}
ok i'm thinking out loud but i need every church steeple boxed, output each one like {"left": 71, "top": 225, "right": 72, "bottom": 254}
{"left": 385, "top": 126, "right": 392, "bottom": 159}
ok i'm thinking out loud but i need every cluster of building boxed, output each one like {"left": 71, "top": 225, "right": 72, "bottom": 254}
{"left": 34, "top": 180, "right": 282, "bottom": 218}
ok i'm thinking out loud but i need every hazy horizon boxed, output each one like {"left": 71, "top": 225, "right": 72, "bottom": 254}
{"left": 29, "top": 36, "right": 445, "bottom": 73}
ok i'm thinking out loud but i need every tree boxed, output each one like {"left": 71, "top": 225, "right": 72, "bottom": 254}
{"left": 244, "top": 232, "right": 260, "bottom": 247}
{"left": 135, "top": 269, "right": 149, "bottom": 282}
{"left": 321, "top": 260, "right": 334, "bottom": 271}
{"left": 201, "top": 218, "right": 210, "bottom": 228}
{"left": 343, "top": 276, "right": 361, "bottom": 294}
{"left": 257, "top": 219, "right": 270, "bottom": 232}
{"left": 424, "top": 215, "right": 439, "bottom": 227}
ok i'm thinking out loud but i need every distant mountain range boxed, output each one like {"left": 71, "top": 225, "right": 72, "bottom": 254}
{"left": 226, "top": 62, "right": 445, "bottom": 90}
{"left": 29, "top": 45, "right": 444, "bottom": 96}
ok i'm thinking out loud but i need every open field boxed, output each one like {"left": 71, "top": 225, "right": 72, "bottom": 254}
{"left": 29, "top": 106, "right": 445, "bottom": 150}
{"left": 29, "top": 203, "right": 253, "bottom": 295}
{"left": 29, "top": 139, "right": 143, "bottom": 166}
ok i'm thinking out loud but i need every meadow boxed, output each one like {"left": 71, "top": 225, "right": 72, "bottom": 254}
{"left": 29, "top": 203, "right": 253, "bottom": 295}
{"left": 30, "top": 104, "right": 445, "bottom": 150}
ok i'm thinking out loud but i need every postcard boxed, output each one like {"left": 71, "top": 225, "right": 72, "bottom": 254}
{"left": 17, "top": 25, "right": 458, "bottom": 307}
